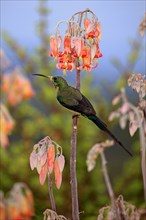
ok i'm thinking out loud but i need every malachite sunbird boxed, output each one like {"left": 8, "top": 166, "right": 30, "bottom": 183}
{"left": 33, "top": 74, "right": 132, "bottom": 157}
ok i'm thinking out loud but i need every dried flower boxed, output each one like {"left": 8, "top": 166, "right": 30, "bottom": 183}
{"left": 128, "top": 73, "right": 146, "bottom": 100}
{"left": 97, "top": 195, "right": 146, "bottom": 220}
{"left": 30, "top": 136, "right": 65, "bottom": 189}
{"left": 86, "top": 140, "right": 114, "bottom": 172}
{"left": 43, "top": 209, "right": 67, "bottom": 220}
{"left": 109, "top": 79, "right": 145, "bottom": 137}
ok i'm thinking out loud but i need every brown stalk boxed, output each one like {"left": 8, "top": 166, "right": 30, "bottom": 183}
{"left": 48, "top": 174, "right": 56, "bottom": 212}
{"left": 70, "top": 68, "right": 80, "bottom": 220}
{"left": 100, "top": 151, "right": 120, "bottom": 220}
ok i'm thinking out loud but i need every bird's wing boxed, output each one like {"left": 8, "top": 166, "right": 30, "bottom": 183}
{"left": 57, "top": 86, "right": 82, "bottom": 105}
{"left": 78, "top": 94, "right": 96, "bottom": 115}
{"left": 57, "top": 86, "right": 96, "bottom": 115}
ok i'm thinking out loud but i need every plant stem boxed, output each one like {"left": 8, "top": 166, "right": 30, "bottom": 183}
{"left": 121, "top": 89, "right": 146, "bottom": 201}
{"left": 139, "top": 122, "right": 146, "bottom": 201}
{"left": 100, "top": 151, "right": 120, "bottom": 220}
{"left": 48, "top": 174, "right": 56, "bottom": 212}
{"left": 70, "top": 69, "right": 80, "bottom": 220}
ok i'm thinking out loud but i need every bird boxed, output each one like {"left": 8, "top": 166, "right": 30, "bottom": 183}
{"left": 33, "top": 74, "right": 132, "bottom": 157}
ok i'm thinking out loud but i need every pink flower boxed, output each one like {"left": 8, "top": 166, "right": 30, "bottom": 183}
{"left": 50, "top": 35, "right": 58, "bottom": 57}
{"left": 48, "top": 144, "right": 55, "bottom": 174}
{"left": 39, "top": 162, "right": 48, "bottom": 185}
{"left": 54, "top": 157, "right": 62, "bottom": 189}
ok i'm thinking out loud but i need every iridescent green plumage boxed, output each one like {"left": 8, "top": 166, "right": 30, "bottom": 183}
{"left": 33, "top": 74, "right": 132, "bottom": 157}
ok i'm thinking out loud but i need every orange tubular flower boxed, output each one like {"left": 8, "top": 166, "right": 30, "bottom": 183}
{"left": 54, "top": 157, "right": 62, "bottom": 189}
{"left": 47, "top": 144, "right": 55, "bottom": 174}
{"left": 39, "top": 162, "right": 48, "bottom": 185}
{"left": 50, "top": 35, "right": 58, "bottom": 57}
{"left": 94, "top": 22, "right": 101, "bottom": 41}
{"left": 78, "top": 46, "right": 98, "bottom": 72}
{"left": 84, "top": 18, "right": 91, "bottom": 30}
{"left": 94, "top": 46, "right": 103, "bottom": 58}
{"left": 63, "top": 34, "right": 71, "bottom": 54}
{"left": 81, "top": 46, "right": 90, "bottom": 58}
{"left": 75, "top": 37, "right": 84, "bottom": 57}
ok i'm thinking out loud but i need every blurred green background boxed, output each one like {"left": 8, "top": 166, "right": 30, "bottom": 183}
{"left": 0, "top": 1, "right": 145, "bottom": 219}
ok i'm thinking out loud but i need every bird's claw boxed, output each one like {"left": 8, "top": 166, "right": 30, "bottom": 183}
{"left": 72, "top": 114, "right": 80, "bottom": 119}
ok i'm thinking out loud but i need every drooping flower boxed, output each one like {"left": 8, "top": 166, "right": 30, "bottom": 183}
{"left": 49, "top": 9, "right": 102, "bottom": 75}
{"left": 54, "top": 157, "right": 62, "bottom": 189}
{"left": 86, "top": 140, "right": 114, "bottom": 172}
{"left": 63, "top": 34, "right": 71, "bottom": 54}
{"left": 0, "top": 103, "right": 15, "bottom": 147}
{"left": 47, "top": 144, "right": 55, "bottom": 173}
{"left": 6, "top": 183, "right": 34, "bottom": 219}
{"left": 1, "top": 67, "right": 35, "bottom": 106}
{"left": 39, "top": 162, "right": 48, "bottom": 185}
{"left": 58, "top": 155, "right": 65, "bottom": 172}
{"left": 84, "top": 18, "right": 91, "bottom": 30}
{"left": 30, "top": 136, "right": 65, "bottom": 189}
{"left": 49, "top": 35, "right": 62, "bottom": 58}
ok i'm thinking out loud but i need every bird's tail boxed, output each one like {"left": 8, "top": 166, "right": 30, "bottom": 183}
{"left": 88, "top": 115, "right": 132, "bottom": 157}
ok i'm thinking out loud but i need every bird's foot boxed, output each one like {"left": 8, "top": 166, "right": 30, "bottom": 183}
{"left": 72, "top": 114, "right": 80, "bottom": 119}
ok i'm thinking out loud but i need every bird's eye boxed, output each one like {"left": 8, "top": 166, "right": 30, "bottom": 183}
{"left": 53, "top": 77, "right": 57, "bottom": 81}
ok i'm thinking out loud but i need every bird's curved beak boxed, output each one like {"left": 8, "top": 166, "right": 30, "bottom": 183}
{"left": 32, "top": 74, "right": 53, "bottom": 81}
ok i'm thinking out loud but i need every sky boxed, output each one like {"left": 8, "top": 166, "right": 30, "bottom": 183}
{"left": 1, "top": 0, "right": 146, "bottom": 81}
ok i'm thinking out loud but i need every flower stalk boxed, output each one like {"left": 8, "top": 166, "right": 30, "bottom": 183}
{"left": 100, "top": 151, "right": 120, "bottom": 220}
{"left": 70, "top": 68, "right": 80, "bottom": 220}
{"left": 48, "top": 174, "right": 56, "bottom": 212}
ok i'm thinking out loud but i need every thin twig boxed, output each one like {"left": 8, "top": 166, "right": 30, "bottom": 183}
{"left": 70, "top": 68, "right": 80, "bottom": 220}
{"left": 48, "top": 174, "right": 56, "bottom": 212}
{"left": 100, "top": 151, "right": 120, "bottom": 220}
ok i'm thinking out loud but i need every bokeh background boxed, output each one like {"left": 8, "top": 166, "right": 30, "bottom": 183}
{"left": 0, "top": 0, "right": 145, "bottom": 219}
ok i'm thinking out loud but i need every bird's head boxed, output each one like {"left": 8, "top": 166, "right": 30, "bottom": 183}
{"left": 51, "top": 76, "right": 68, "bottom": 89}
{"left": 32, "top": 74, "right": 68, "bottom": 89}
